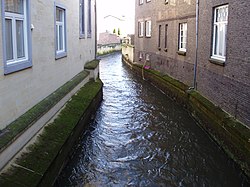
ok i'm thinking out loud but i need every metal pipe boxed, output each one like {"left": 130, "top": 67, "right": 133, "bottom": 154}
{"left": 193, "top": 0, "right": 199, "bottom": 90}
{"left": 94, "top": 0, "right": 97, "bottom": 59}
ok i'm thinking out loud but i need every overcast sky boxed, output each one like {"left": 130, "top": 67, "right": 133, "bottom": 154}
{"left": 96, "top": 0, "right": 135, "bottom": 35}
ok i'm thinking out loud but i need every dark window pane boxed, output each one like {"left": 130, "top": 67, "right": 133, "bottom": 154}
{"left": 5, "top": 0, "right": 24, "bottom": 14}
{"left": 5, "top": 18, "right": 13, "bottom": 61}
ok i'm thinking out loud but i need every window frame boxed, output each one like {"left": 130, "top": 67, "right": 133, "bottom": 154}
{"left": 87, "top": 0, "right": 91, "bottom": 38}
{"left": 211, "top": 4, "right": 228, "bottom": 62}
{"left": 55, "top": 3, "right": 67, "bottom": 59}
{"left": 146, "top": 0, "right": 151, "bottom": 2}
{"left": 138, "top": 21, "right": 144, "bottom": 37}
{"left": 178, "top": 22, "right": 187, "bottom": 52}
{"left": 79, "top": 0, "right": 85, "bottom": 38}
{"left": 139, "top": 51, "right": 143, "bottom": 61}
{"left": 158, "top": 25, "right": 161, "bottom": 48}
{"left": 145, "top": 20, "right": 152, "bottom": 37}
{"left": 1, "top": 0, "right": 32, "bottom": 75}
{"left": 164, "top": 24, "right": 168, "bottom": 50}
{"left": 139, "top": 0, "right": 143, "bottom": 5}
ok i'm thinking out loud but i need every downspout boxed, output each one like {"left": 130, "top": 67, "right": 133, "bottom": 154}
{"left": 94, "top": 0, "right": 97, "bottom": 59}
{"left": 192, "top": 0, "right": 199, "bottom": 90}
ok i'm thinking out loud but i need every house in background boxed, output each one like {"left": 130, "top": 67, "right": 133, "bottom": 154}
{"left": 0, "top": 0, "right": 97, "bottom": 129}
{"left": 98, "top": 31, "right": 121, "bottom": 45}
{"left": 134, "top": 0, "right": 250, "bottom": 127}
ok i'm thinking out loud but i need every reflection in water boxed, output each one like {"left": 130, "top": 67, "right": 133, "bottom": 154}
{"left": 56, "top": 53, "right": 249, "bottom": 186}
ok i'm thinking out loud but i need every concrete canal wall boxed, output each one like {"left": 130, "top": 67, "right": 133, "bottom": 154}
{"left": 122, "top": 55, "right": 250, "bottom": 178}
{"left": 0, "top": 61, "right": 103, "bottom": 186}
{"left": 97, "top": 43, "right": 122, "bottom": 56}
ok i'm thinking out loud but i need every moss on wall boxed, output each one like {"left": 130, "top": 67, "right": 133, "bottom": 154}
{"left": 0, "top": 79, "right": 103, "bottom": 187}
{"left": 84, "top": 59, "right": 100, "bottom": 70}
{"left": 0, "top": 71, "right": 90, "bottom": 152}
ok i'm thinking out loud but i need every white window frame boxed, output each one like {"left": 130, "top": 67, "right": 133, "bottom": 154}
{"left": 55, "top": 4, "right": 67, "bottom": 59}
{"left": 79, "top": 0, "right": 85, "bottom": 38}
{"left": 145, "top": 53, "right": 150, "bottom": 61}
{"left": 1, "top": 0, "right": 32, "bottom": 74}
{"left": 139, "top": 0, "right": 143, "bottom": 5}
{"left": 179, "top": 22, "right": 187, "bottom": 52}
{"left": 212, "top": 4, "right": 228, "bottom": 62}
{"left": 138, "top": 21, "right": 144, "bottom": 37}
{"left": 139, "top": 51, "right": 143, "bottom": 61}
{"left": 145, "top": 20, "right": 152, "bottom": 37}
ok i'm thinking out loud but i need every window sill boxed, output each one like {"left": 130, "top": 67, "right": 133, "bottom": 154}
{"left": 209, "top": 57, "right": 225, "bottom": 66}
{"left": 56, "top": 52, "right": 67, "bottom": 60}
{"left": 4, "top": 60, "right": 32, "bottom": 75}
{"left": 164, "top": 48, "right": 168, "bottom": 52}
{"left": 87, "top": 33, "right": 92, "bottom": 38}
{"left": 138, "top": 36, "right": 143, "bottom": 38}
{"left": 146, "top": 36, "right": 151, "bottom": 38}
{"left": 177, "top": 50, "right": 186, "bottom": 56}
{"left": 79, "top": 34, "right": 85, "bottom": 39}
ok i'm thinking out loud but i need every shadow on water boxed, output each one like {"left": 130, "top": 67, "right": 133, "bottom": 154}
{"left": 55, "top": 53, "right": 249, "bottom": 187}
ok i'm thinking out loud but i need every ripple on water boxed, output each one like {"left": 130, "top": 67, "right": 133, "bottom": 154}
{"left": 55, "top": 53, "right": 250, "bottom": 187}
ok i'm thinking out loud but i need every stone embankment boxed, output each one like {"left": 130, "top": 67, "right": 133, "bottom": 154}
{"left": 122, "top": 55, "right": 250, "bottom": 178}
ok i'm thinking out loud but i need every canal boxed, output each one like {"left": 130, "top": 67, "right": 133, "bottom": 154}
{"left": 55, "top": 53, "right": 249, "bottom": 186}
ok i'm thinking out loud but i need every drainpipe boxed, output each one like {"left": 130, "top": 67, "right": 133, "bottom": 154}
{"left": 192, "top": 0, "right": 199, "bottom": 90}
{"left": 94, "top": 0, "right": 97, "bottom": 59}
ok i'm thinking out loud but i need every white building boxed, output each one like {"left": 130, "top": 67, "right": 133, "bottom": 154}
{"left": 0, "top": 0, "right": 97, "bottom": 129}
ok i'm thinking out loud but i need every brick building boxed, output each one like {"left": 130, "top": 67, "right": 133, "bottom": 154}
{"left": 134, "top": 0, "right": 250, "bottom": 127}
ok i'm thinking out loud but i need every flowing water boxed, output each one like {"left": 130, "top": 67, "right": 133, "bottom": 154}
{"left": 55, "top": 53, "right": 249, "bottom": 187}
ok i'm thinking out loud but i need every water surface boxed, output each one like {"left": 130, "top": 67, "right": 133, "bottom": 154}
{"left": 56, "top": 53, "right": 249, "bottom": 186}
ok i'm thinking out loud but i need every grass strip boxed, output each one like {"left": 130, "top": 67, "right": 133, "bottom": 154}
{"left": 0, "top": 79, "right": 103, "bottom": 187}
{"left": 0, "top": 71, "right": 89, "bottom": 151}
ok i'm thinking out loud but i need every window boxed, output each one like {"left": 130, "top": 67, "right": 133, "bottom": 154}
{"left": 212, "top": 5, "right": 228, "bottom": 61}
{"left": 165, "top": 24, "right": 168, "bottom": 49}
{"left": 87, "top": 0, "right": 91, "bottom": 38}
{"left": 138, "top": 21, "right": 144, "bottom": 37}
{"left": 55, "top": 5, "right": 66, "bottom": 59}
{"left": 179, "top": 23, "right": 187, "bottom": 52}
{"left": 145, "top": 20, "right": 151, "bottom": 37}
{"left": 158, "top": 25, "right": 161, "bottom": 48}
{"left": 2, "top": 0, "right": 32, "bottom": 74}
{"left": 146, "top": 53, "right": 150, "bottom": 61}
{"left": 139, "top": 52, "right": 143, "bottom": 61}
{"left": 146, "top": 0, "right": 151, "bottom": 2}
{"left": 80, "top": 0, "right": 85, "bottom": 38}
{"left": 139, "top": 0, "right": 143, "bottom": 5}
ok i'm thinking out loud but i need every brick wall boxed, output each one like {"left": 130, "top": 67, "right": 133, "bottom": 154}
{"left": 134, "top": 0, "right": 250, "bottom": 127}
{"left": 197, "top": 0, "right": 250, "bottom": 126}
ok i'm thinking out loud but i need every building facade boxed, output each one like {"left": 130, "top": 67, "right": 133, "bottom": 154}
{"left": 0, "top": 0, "right": 96, "bottom": 129}
{"left": 134, "top": 0, "right": 250, "bottom": 127}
